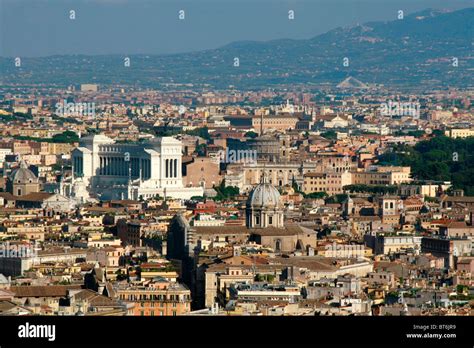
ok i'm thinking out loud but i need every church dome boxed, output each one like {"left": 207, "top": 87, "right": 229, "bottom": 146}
{"left": 9, "top": 161, "right": 38, "bottom": 184}
{"left": 247, "top": 181, "right": 282, "bottom": 209}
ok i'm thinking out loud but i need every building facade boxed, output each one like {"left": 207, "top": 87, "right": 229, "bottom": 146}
{"left": 71, "top": 134, "right": 203, "bottom": 200}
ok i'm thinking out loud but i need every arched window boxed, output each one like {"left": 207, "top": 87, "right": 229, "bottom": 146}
{"left": 275, "top": 239, "right": 281, "bottom": 252}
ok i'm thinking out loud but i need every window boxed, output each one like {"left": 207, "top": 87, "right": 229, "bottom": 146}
{"left": 269, "top": 216, "right": 273, "bottom": 225}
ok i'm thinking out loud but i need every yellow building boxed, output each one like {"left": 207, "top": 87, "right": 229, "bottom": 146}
{"left": 444, "top": 128, "right": 474, "bottom": 139}
{"left": 252, "top": 114, "right": 299, "bottom": 134}
{"left": 352, "top": 166, "right": 411, "bottom": 185}
{"left": 303, "top": 171, "right": 352, "bottom": 195}
{"left": 116, "top": 281, "right": 191, "bottom": 316}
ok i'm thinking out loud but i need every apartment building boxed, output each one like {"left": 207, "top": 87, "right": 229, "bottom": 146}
{"left": 115, "top": 280, "right": 191, "bottom": 316}
{"left": 303, "top": 171, "right": 352, "bottom": 195}
{"left": 352, "top": 166, "right": 411, "bottom": 185}
{"left": 444, "top": 128, "right": 474, "bottom": 139}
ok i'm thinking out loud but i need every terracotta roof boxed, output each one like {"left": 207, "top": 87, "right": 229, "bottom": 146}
{"left": 16, "top": 192, "right": 54, "bottom": 202}
{"left": 0, "top": 300, "right": 30, "bottom": 313}
{"left": 86, "top": 208, "right": 126, "bottom": 214}
{"left": 251, "top": 225, "right": 305, "bottom": 236}
{"left": 73, "top": 289, "right": 120, "bottom": 307}
{"left": 269, "top": 256, "right": 340, "bottom": 271}
{"left": 0, "top": 192, "right": 16, "bottom": 200}
{"left": 10, "top": 285, "right": 82, "bottom": 298}
{"left": 221, "top": 255, "right": 269, "bottom": 265}
{"left": 444, "top": 196, "right": 474, "bottom": 203}
{"left": 444, "top": 221, "right": 469, "bottom": 229}
{"left": 194, "top": 226, "right": 250, "bottom": 235}
{"left": 109, "top": 200, "right": 140, "bottom": 204}
{"left": 193, "top": 225, "right": 308, "bottom": 237}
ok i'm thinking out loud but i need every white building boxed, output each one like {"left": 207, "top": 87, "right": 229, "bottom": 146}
{"left": 71, "top": 134, "right": 203, "bottom": 200}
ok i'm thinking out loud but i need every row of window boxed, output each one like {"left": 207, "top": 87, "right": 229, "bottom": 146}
{"left": 120, "top": 294, "right": 190, "bottom": 301}
{"left": 140, "top": 311, "right": 177, "bottom": 316}
{"left": 139, "top": 302, "right": 178, "bottom": 308}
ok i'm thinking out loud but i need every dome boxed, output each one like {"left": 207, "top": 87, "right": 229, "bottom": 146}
{"left": 9, "top": 161, "right": 38, "bottom": 184}
{"left": 247, "top": 182, "right": 282, "bottom": 209}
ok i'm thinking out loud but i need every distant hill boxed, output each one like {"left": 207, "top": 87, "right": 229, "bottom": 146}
{"left": 1, "top": 7, "right": 472, "bottom": 90}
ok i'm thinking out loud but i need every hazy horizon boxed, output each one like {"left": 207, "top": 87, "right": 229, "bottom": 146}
{"left": 0, "top": 0, "right": 472, "bottom": 58}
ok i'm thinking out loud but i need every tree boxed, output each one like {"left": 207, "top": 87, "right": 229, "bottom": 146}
{"left": 245, "top": 131, "right": 258, "bottom": 139}
{"left": 325, "top": 194, "right": 348, "bottom": 204}
{"left": 304, "top": 192, "right": 327, "bottom": 199}
{"left": 291, "top": 177, "right": 302, "bottom": 193}
{"left": 185, "top": 127, "right": 211, "bottom": 140}
{"left": 52, "top": 130, "right": 79, "bottom": 143}
{"left": 214, "top": 180, "right": 239, "bottom": 201}
{"left": 378, "top": 136, "right": 474, "bottom": 195}
{"left": 116, "top": 269, "right": 128, "bottom": 281}
{"left": 321, "top": 130, "right": 337, "bottom": 140}
{"left": 195, "top": 143, "right": 207, "bottom": 156}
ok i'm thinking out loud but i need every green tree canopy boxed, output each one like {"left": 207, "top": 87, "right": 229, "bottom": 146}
{"left": 378, "top": 136, "right": 474, "bottom": 195}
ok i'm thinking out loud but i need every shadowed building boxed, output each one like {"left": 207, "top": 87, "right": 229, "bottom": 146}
{"left": 6, "top": 161, "right": 40, "bottom": 197}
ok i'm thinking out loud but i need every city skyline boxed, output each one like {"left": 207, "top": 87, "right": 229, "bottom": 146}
{"left": 0, "top": 0, "right": 472, "bottom": 344}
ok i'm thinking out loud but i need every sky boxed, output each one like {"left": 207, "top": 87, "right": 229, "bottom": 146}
{"left": 0, "top": 0, "right": 472, "bottom": 57}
